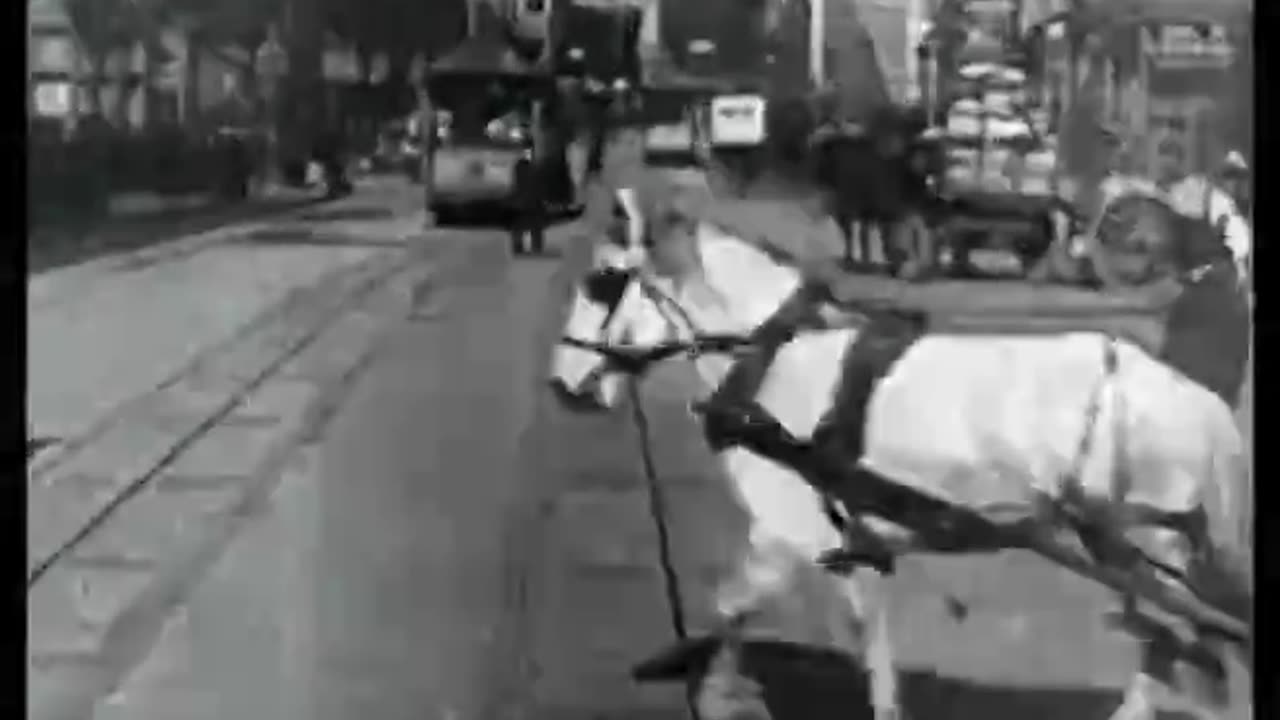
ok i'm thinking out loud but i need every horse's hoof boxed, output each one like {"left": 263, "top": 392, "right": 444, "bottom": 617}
{"left": 694, "top": 671, "right": 773, "bottom": 720}
{"left": 1106, "top": 698, "right": 1157, "bottom": 720}
{"left": 943, "top": 595, "right": 969, "bottom": 622}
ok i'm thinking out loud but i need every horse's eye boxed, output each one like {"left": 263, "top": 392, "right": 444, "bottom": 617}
{"left": 583, "top": 267, "right": 631, "bottom": 309}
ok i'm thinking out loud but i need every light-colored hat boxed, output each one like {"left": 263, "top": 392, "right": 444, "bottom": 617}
{"left": 1223, "top": 150, "right": 1249, "bottom": 174}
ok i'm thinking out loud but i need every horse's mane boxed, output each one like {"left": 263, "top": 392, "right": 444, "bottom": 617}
{"left": 699, "top": 219, "right": 930, "bottom": 329}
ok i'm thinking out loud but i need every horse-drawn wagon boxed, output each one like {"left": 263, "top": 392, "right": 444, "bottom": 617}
{"left": 913, "top": 0, "right": 1250, "bottom": 287}
{"left": 1043, "top": 0, "right": 1251, "bottom": 288}
{"left": 551, "top": 175, "right": 1251, "bottom": 720}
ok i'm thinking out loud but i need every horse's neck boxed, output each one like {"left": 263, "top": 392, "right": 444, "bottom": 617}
{"left": 695, "top": 232, "right": 805, "bottom": 331}
{"left": 676, "top": 232, "right": 805, "bottom": 396}
{"left": 754, "top": 328, "right": 859, "bottom": 438}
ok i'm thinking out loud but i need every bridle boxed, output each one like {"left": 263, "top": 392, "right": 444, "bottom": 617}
{"left": 559, "top": 266, "right": 757, "bottom": 377}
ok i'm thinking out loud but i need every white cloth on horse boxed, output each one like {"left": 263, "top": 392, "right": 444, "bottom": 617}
{"left": 854, "top": 333, "right": 1245, "bottom": 543}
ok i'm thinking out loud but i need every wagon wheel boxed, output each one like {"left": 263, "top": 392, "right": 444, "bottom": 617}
{"left": 1091, "top": 194, "right": 1180, "bottom": 289}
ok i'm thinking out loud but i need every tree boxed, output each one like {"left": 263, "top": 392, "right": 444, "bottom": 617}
{"left": 133, "top": 0, "right": 287, "bottom": 87}
{"left": 323, "top": 0, "right": 467, "bottom": 72}
{"left": 65, "top": 0, "right": 140, "bottom": 117}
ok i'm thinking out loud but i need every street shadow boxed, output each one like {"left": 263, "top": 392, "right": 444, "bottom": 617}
{"left": 27, "top": 436, "right": 58, "bottom": 461}
{"left": 238, "top": 226, "right": 405, "bottom": 248}
{"left": 436, "top": 206, "right": 586, "bottom": 229}
{"left": 516, "top": 248, "right": 567, "bottom": 261}
{"left": 295, "top": 205, "right": 394, "bottom": 222}
{"left": 634, "top": 638, "right": 1178, "bottom": 720}
{"left": 29, "top": 195, "right": 323, "bottom": 274}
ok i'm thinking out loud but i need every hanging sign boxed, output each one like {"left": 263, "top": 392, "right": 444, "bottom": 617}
{"left": 710, "top": 94, "right": 766, "bottom": 147}
{"left": 1146, "top": 23, "right": 1235, "bottom": 70}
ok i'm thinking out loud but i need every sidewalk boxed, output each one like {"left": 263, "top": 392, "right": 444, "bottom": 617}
{"left": 28, "top": 179, "right": 426, "bottom": 453}
{"left": 29, "top": 186, "right": 323, "bottom": 275}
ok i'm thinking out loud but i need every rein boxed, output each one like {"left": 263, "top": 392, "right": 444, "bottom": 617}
{"left": 558, "top": 334, "right": 756, "bottom": 374}
{"left": 560, "top": 271, "right": 842, "bottom": 377}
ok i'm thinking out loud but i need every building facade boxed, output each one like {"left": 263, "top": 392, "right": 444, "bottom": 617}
{"left": 27, "top": 0, "right": 256, "bottom": 131}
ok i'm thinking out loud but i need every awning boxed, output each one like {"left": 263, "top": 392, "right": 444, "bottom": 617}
{"left": 1070, "top": 0, "right": 1250, "bottom": 34}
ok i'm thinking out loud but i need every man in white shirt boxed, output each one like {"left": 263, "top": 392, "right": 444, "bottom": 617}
{"left": 1219, "top": 149, "right": 1251, "bottom": 219}
{"left": 1149, "top": 137, "right": 1251, "bottom": 407}
{"left": 1155, "top": 140, "right": 1251, "bottom": 284}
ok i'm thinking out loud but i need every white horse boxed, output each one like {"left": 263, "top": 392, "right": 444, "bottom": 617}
{"left": 549, "top": 181, "right": 1250, "bottom": 720}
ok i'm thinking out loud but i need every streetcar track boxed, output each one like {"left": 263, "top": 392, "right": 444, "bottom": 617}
{"left": 27, "top": 257, "right": 429, "bottom": 720}
{"left": 628, "top": 382, "right": 690, "bottom": 642}
{"left": 28, "top": 255, "right": 389, "bottom": 481}
{"left": 28, "top": 254, "right": 405, "bottom": 587}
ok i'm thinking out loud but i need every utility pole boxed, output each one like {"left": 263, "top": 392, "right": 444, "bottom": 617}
{"left": 467, "top": 0, "right": 481, "bottom": 37}
{"left": 809, "top": 0, "right": 826, "bottom": 90}
{"left": 906, "top": 0, "right": 925, "bottom": 103}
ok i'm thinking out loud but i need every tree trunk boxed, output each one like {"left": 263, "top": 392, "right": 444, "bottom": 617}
{"left": 240, "top": 45, "right": 261, "bottom": 110}
{"left": 355, "top": 47, "right": 373, "bottom": 86}
{"left": 284, "top": 0, "right": 325, "bottom": 166}
{"left": 141, "top": 43, "right": 159, "bottom": 129}
{"left": 106, "top": 48, "right": 131, "bottom": 128}
{"left": 82, "top": 53, "right": 107, "bottom": 116}
{"left": 182, "top": 30, "right": 203, "bottom": 125}
{"left": 418, "top": 86, "right": 436, "bottom": 219}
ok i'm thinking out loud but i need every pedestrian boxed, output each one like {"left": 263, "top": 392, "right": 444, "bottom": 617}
{"left": 584, "top": 78, "right": 609, "bottom": 177}
{"left": 1030, "top": 120, "right": 1132, "bottom": 287}
{"left": 509, "top": 123, "right": 546, "bottom": 255}
{"left": 1157, "top": 138, "right": 1251, "bottom": 286}
{"left": 1219, "top": 149, "right": 1251, "bottom": 220}
{"left": 1154, "top": 136, "right": 1251, "bottom": 409}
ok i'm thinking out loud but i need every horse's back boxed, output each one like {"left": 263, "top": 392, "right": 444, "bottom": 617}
{"left": 861, "top": 333, "right": 1132, "bottom": 509}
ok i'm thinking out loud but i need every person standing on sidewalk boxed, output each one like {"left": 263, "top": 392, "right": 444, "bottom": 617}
{"left": 1219, "top": 149, "right": 1251, "bottom": 222}
{"left": 1157, "top": 139, "right": 1251, "bottom": 286}
{"left": 509, "top": 120, "right": 546, "bottom": 256}
{"left": 1152, "top": 136, "right": 1251, "bottom": 408}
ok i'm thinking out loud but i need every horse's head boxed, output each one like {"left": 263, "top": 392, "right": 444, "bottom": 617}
{"left": 549, "top": 173, "right": 805, "bottom": 412}
{"left": 549, "top": 176, "right": 716, "bottom": 412}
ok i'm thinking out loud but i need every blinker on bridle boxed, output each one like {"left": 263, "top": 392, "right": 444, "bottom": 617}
{"left": 564, "top": 267, "right": 754, "bottom": 375}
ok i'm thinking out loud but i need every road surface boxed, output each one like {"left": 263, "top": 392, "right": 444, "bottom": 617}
{"left": 77, "top": 171, "right": 1248, "bottom": 719}
{"left": 85, "top": 210, "right": 690, "bottom": 720}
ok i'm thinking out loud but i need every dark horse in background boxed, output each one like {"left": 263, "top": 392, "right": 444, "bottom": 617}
{"left": 809, "top": 103, "right": 943, "bottom": 278}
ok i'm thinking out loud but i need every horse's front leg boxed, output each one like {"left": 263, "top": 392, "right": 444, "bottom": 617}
{"left": 699, "top": 522, "right": 804, "bottom": 720}
{"left": 842, "top": 566, "right": 901, "bottom": 720}
{"left": 709, "top": 449, "right": 878, "bottom": 715}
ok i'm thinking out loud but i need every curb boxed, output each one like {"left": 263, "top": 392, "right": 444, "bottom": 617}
{"left": 28, "top": 196, "right": 320, "bottom": 308}
{"left": 27, "top": 180, "right": 403, "bottom": 311}
{"left": 28, "top": 245, "right": 433, "bottom": 720}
